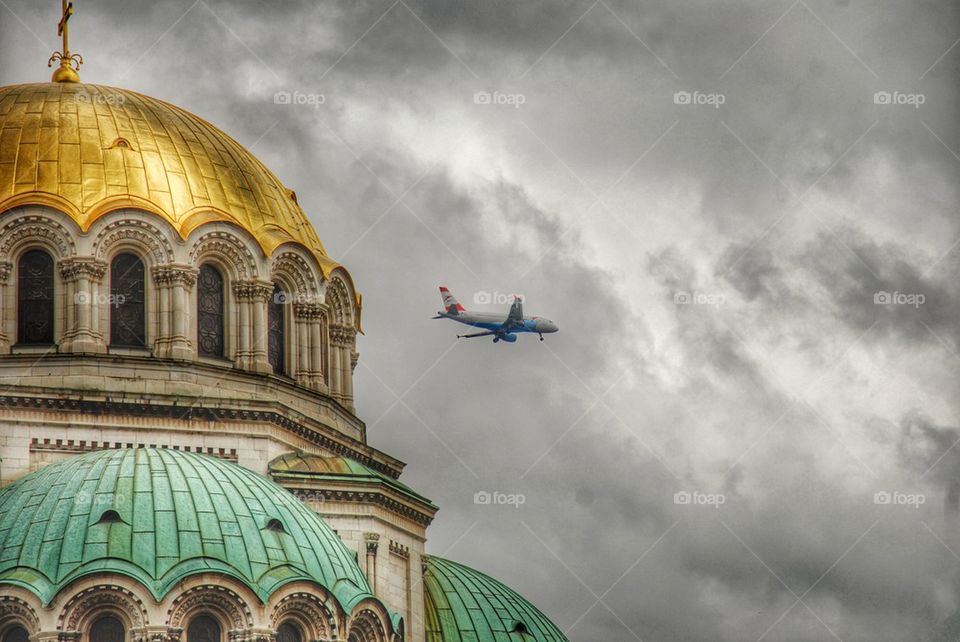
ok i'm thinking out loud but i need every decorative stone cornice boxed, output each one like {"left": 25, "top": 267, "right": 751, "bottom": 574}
{"left": 233, "top": 279, "right": 273, "bottom": 302}
{"left": 0, "top": 394, "right": 391, "bottom": 477}
{"left": 58, "top": 257, "right": 107, "bottom": 281}
{"left": 289, "top": 488, "right": 435, "bottom": 527}
{"left": 152, "top": 264, "right": 198, "bottom": 287}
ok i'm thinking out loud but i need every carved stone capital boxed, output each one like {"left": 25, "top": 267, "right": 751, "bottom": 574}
{"left": 293, "top": 302, "right": 324, "bottom": 320}
{"left": 58, "top": 257, "right": 108, "bottom": 282}
{"left": 0, "top": 260, "right": 12, "bottom": 283}
{"left": 364, "top": 532, "right": 380, "bottom": 554}
{"left": 131, "top": 628, "right": 176, "bottom": 642}
{"left": 152, "top": 264, "right": 198, "bottom": 288}
{"left": 330, "top": 324, "right": 356, "bottom": 346}
{"left": 229, "top": 629, "right": 276, "bottom": 642}
{"left": 233, "top": 280, "right": 273, "bottom": 302}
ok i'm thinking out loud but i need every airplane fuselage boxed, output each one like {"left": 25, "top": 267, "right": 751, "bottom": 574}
{"left": 437, "top": 311, "right": 559, "bottom": 337}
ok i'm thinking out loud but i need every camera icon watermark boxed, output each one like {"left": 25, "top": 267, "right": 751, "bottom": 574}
{"left": 474, "top": 490, "right": 526, "bottom": 508}
{"left": 474, "top": 291, "right": 524, "bottom": 305}
{"left": 674, "top": 490, "right": 725, "bottom": 508}
{"left": 873, "top": 91, "right": 925, "bottom": 108}
{"left": 673, "top": 291, "right": 725, "bottom": 307}
{"left": 274, "top": 90, "right": 326, "bottom": 109}
{"left": 873, "top": 291, "right": 925, "bottom": 308}
{"left": 674, "top": 90, "right": 726, "bottom": 109}
{"left": 473, "top": 90, "right": 526, "bottom": 108}
{"left": 873, "top": 490, "right": 925, "bottom": 509}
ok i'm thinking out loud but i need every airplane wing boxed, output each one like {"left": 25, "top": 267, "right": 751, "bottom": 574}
{"left": 457, "top": 330, "right": 496, "bottom": 339}
{"left": 506, "top": 297, "right": 523, "bottom": 326}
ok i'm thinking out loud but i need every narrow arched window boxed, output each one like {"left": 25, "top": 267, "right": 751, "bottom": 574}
{"left": 17, "top": 249, "right": 55, "bottom": 345}
{"left": 2, "top": 626, "right": 29, "bottom": 642}
{"left": 187, "top": 615, "right": 221, "bottom": 642}
{"left": 89, "top": 615, "right": 125, "bottom": 642}
{"left": 276, "top": 622, "right": 302, "bottom": 642}
{"left": 268, "top": 284, "right": 285, "bottom": 374}
{"left": 197, "top": 264, "right": 225, "bottom": 357}
{"left": 110, "top": 253, "right": 146, "bottom": 348}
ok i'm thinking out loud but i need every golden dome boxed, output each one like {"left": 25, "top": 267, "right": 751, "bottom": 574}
{"left": 0, "top": 82, "right": 341, "bottom": 276}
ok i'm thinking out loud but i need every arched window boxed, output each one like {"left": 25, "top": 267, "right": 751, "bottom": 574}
{"left": 187, "top": 614, "right": 221, "bottom": 642}
{"left": 197, "top": 264, "right": 225, "bottom": 358}
{"left": 89, "top": 615, "right": 125, "bottom": 642}
{"left": 268, "top": 284, "right": 285, "bottom": 374}
{"left": 2, "top": 626, "right": 29, "bottom": 642}
{"left": 17, "top": 249, "right": 55, "bottom": 345}
{"left": 276, "top": 622, "right": 302, "bottom": 642}
{"left": 110, "top": 253, "right": 146, "bottom": 348}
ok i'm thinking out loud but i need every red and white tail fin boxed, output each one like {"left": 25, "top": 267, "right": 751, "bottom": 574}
{"left": 439, "top": 286, "right": 466, "bottom": 315}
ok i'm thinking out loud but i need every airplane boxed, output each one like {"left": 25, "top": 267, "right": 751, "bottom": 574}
{"left": 433, "top": 286, "right": 559, "bottom": 343}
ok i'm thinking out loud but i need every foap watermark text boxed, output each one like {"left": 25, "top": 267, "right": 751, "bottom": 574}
{"left": 674, "top": 490, "right": 725, "bottom": 508}
{"left": 474, "top": 490, "right": 526, "bottom": 508}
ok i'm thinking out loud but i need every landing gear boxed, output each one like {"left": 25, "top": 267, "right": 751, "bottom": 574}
{"left": 493, "top": 336, "right": 500, "bottom": 343}
{"left": 539, "top": 333, "right": 544, "bottom": 341}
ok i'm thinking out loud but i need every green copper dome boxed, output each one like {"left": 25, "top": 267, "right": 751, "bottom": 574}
{"left": 424, "top": 556, "right": 568, "bottom": 642}
{"left": 0, "top": 448, "right": 375, "bottom": 609}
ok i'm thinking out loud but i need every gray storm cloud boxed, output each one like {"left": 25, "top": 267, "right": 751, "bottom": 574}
{"left": 2, "top": 0, "right": 959, "bottom": 639}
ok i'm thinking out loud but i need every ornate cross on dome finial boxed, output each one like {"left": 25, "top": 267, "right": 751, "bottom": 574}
{"left": 48, "top": 0, "right": 83, "bottom": 83}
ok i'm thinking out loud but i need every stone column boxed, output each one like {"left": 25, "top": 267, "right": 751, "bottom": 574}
{"left": 294, "top": 305, "right": 309, "bottom": 380}
{"left": 234, "top": 280, "right": 273, "bottom": 373}
{"left": 58, "top": 257, "right": 107, "bottom": 353}
{"left": 341, "top": 326, "right": 357, "bottom": 410}
{"left": 294, "top": 302, "right": 326, "bottom": 391}
{"left": 329, "top": 325, "right": 356, "bottom": 409}
{"left": 329, "top": 331, "right": 342, "bottom": 402}
{"left": 0, "top": 261, "right": 11, "bottom": 353}
{"left": 152, "top": 264, "right": 197, "bottom": 359}
{"left": 364, "top": 532, "right": 380, "bottom": 593}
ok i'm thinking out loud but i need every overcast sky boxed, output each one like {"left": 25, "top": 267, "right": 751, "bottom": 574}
{"left": 3, "top": 1, "right": 960, "bottom": 640}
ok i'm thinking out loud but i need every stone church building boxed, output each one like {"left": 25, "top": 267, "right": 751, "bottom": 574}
{"left": 0, "top": 40, "right": 568, "bottom": 642}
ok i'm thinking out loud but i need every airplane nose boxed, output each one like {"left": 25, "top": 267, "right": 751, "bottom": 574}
{"left": 539, "top": 320, "right": 559, "bottom": 333}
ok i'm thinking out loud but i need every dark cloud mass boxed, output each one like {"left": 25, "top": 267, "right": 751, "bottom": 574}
{"left": 3, "top": 0, "right": 960, "bottom": 639}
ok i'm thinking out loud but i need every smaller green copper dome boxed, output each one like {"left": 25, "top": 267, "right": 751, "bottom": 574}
{"left": 424, "top": 556, "right": 569, "bottom": 642}
{"left": 0, "top": 448, "right": 376, "bottom": 609}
